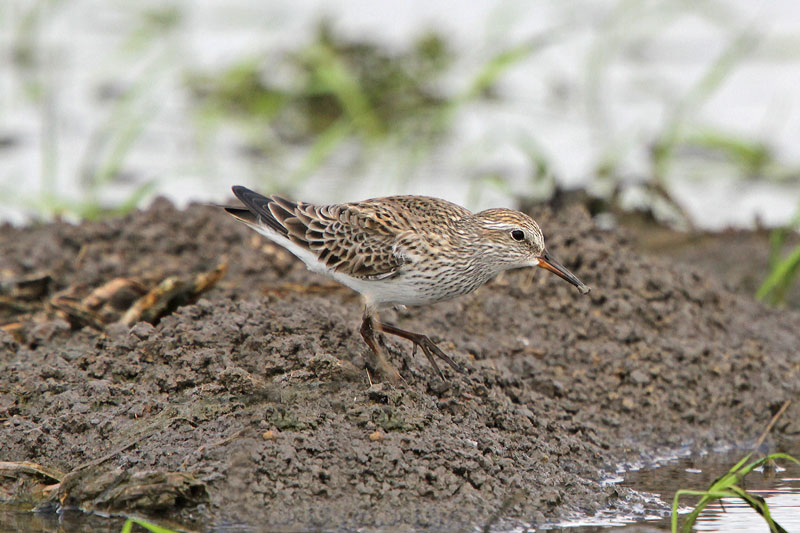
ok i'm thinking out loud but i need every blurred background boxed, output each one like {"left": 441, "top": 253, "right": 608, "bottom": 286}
{"left": 2, "top": 0, "right": 800, "bottom": 231}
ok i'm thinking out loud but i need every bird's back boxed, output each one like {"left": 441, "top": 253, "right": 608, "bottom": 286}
{"left": 227, "top": 187, "right": 471, "bottom": 281}
{"left": 345, "top": 195, "right": 472, "bottom": 232}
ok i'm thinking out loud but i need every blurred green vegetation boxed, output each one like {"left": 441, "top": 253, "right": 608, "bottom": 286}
{"left": 757, "top": 205, "right": 800, "bottom": 306}
{"left": 188, "top": 22, "right": 453, "bottom": 142}
{"left": 184, "top": 20, "right": 552, "bottom": 193}
{"left": 6, "top": 0, "right": 180, "bottom": 221}
{"left": 3, "top": 2, "right": 800, "bottom": 304}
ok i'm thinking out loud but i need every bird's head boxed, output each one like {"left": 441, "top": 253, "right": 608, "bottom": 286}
{"left": 471, "top": 208, "right": 590, "bottom": 294}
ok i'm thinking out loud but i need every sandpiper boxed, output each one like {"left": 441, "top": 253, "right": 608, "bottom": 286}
{"left": 225, "top": 185, "right": 589, "bottom": 380}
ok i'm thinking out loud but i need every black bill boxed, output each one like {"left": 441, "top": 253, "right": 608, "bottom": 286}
{"left": 537, "top": 250, "right": 590, "bottom": 294}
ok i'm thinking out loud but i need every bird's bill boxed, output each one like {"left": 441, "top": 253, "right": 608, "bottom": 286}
{"left": 536, "top": 251, "right": 591, "bottom": 294}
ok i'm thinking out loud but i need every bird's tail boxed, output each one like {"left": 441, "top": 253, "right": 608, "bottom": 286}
{"left": 227, "top": 185, "right": 300, "bottom": 237}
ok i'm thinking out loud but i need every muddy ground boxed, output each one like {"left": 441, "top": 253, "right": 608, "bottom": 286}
{"left": 1, "top": 196, "right": 799, "bottom": 531}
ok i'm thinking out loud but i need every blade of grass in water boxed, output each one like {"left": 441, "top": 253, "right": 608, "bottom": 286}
{"left": 121, "top": 517, "right": 178, "bottom": 533}
{"left": 671, "top": 453, "right": 798, "bottom": 532}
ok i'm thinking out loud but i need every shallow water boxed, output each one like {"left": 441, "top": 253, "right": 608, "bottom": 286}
{"left": 554, "top": 447, "right": 800, "bottom": 532}
{"left": 0, "top": 507, "right": 128, "bottom": 532}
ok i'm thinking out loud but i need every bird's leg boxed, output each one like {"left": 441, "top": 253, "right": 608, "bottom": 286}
{"left": 375, "top": 328, "right": 413, "bottom": 373}
{"left": 376, "top": 321, "right": 465, "bottom": 379}
{"left": 359, "top": 311, "right": 402, "bottom": 383}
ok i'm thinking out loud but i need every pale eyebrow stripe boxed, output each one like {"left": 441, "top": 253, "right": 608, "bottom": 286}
{"left": 481, "top": 222, "right": 518, "bottom": 231}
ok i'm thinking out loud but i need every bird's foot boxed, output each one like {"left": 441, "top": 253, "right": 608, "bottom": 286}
{"left": 360, "top": 315, "right": 403, "bottom": 384}
{"left": 379, "top": 322, "right": 465, "bottom": 379}
{"left": 360, "top": 314, "right": 465, "bottom": 381}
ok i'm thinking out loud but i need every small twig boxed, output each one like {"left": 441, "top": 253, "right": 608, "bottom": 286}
{"left": 366, "top": 368, "right": 373, "bottom": 387}
{"left": 753, "top": 400, "right": 791, "bottom": 451}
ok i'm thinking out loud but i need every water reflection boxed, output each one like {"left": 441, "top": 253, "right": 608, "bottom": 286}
{"left": 554, "top": 447, "right": 800, "bottom": 532}
{"left": 0, "top": 507, "right": 127, "bottom": 532}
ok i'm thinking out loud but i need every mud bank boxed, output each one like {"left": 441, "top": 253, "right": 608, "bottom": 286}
{"left": 1, "top": 197, "right": 798, "bottom": 531}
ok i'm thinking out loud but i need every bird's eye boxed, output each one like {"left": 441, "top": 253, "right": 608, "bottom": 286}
{"left": 510, "top": 229, "right": 525, "bottom": 242}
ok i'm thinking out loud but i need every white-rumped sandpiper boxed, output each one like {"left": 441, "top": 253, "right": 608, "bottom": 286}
{"left": 226, "top": 185, "right": 589, "bottom": 380}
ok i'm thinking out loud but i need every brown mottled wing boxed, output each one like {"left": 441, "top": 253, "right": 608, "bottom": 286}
{"left": 307, "top": 196, "right": 472, "bottom": 279}
{"left": 229, "top": 186, "right": 408, "bottom": 279}
{"left": 298, "top": 202, "right": 410, "bottom": 280}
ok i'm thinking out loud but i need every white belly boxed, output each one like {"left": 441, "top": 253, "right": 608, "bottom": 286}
{"left": 330, "top": 272, "right": 427, "bottom": 306}
{"left": 331, "top": 267, "right": 488, "bottom": 307}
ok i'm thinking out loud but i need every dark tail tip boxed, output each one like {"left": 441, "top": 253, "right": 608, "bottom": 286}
{"left": 231, "top": 185, "right": 252, "bottom": 200}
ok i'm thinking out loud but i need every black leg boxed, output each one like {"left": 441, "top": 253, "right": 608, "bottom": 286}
{"left": 377, "top": 321, "right": 465, "bottom": 378}
{"left": 359, "top": 313, "right": 401, "bottom": 382}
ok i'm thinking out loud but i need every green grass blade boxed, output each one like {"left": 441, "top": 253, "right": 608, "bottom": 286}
{"left": 463, "top": 38, "right": 544, "bottom": 101}
{"left": 92, "top": 105, "right": 155, "bottom": 188}
{"left": 79, "top": 53, "right": 169, "bottom": 191}
{"left": 682, "top": 491, "right": 737, "bottom": 532}
{"left": 762, "top": 452, "right": 800, "bottom": 465}
{"left": 121, "top": 518, "right": 178, "bottom": 533}
{"left": 290, "top": 119, "right": 351, "bottom": 185}
{"left": 653, "top": 29, "right": 756, "bottom": 182}
{"left": 683, "top": 129, "right": 771, "bottom": 176}
{"left": 731, "top": 452, "right": 798, "bottom": 487}
{"left": 672, "top": 453, "right": 798, "bottom": 533}
{"left": 729, "top": 485, "right": 789, "bottom": 533}
{"left": 768, "top": 228, "right": 787, "bottom": 270}
{"left": 305, "top": 44, "right": 383, "bottom": 138}
{"left": 112, "top": 180, "right": 158, "bottom": 217}
{"left": 717, "top": 451, "right": 752, "bottom": 480}
{"left": 757, "top": 245, "right": 800, "bottom": 304}
{"left": 672, "top": 489, "right": 738, "bottom": 532}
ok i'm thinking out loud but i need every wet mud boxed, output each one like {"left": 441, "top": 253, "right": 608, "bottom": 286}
{"left": 1, "top": 197, "right": 799, "bottom": 531}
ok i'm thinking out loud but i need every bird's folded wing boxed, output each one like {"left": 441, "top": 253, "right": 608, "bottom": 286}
{"left": 287, "top": 203, "right": 411, "bottom": 280}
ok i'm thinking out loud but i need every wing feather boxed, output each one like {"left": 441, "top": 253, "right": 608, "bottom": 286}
{"left": 228, "top": 186, "right": 414, "bottom": 280}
